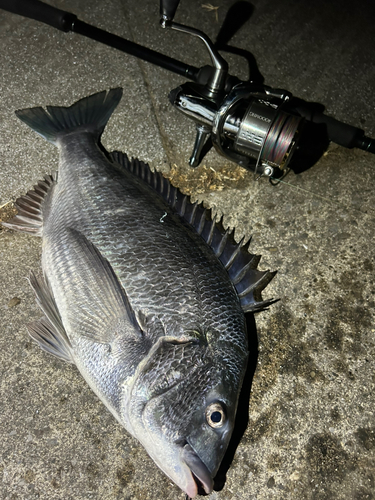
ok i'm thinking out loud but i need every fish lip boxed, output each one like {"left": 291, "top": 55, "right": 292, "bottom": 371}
{"left": 181, "top": 441, "right": 214, "bottom": 496}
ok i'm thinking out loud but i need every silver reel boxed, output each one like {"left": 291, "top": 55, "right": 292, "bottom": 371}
{"left": 170, "top": 81, "right": 301, "bottom": 177}
{"left": 162, "top": 0, "right": 302, "bottom": 177}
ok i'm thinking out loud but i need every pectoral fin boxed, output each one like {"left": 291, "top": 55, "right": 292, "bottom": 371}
{"left": 62, "top": 229, "right": 143, "bottom": 344}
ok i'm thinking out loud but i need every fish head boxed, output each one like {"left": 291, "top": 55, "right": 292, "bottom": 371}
{"left": 125, "top": 335, "right": 248, "bottom": 497}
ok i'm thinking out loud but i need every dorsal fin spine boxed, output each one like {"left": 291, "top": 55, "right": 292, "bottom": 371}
{"left": 224, "top": 236, "right": 244, "bottom": 270}
{"left": 163, "top": 177, "right": 170, "bottom": 200}
{"left": 164, "top": 177, "right": 170, "bottom": 201}
{"left": 145, "top": 166, "right": 151, "bottom": 184}
{"left": 188, "top": 202, "right": 198, "bottom": 224}
{"left": 229, "top": 254, "right": 261, "bottom": 285}
{"left": 180, "top": 196, "right": 188, "bottom": 217}
{"left": 19, "top": 196, "right": 40, "bottom": 210}
{"left": 17, "top": 209, "right": 42, "bottom": 220}
{"left": 237, "top": 270, "right": 274, "bottom": 298}
{"left": 242, "top": 237, "right": 252, "bottom": 253}
{"left": 207, "top": 220, "right": 215, "bottom": 245}
{"left": 16, "top": 201, "right": 41, "bottom": 215}
{"left": 157, "top": 172, "right": 163, "bottom": 193}
{"left": 169, "top": 185, "right": 178, "bottom": 208}
{"left": 26, "top": 191, "right": 43, "bottom": 202}
{"left": 109, "top": 151, "right": 276, "bottom": 312}
{"left": 196, "top": 209, "right": 207, "bottom": 235}
{"left": 216, "top": 230, "right": 229, "bottom": 258}
{"left": 134, "top": 160, "right": 140, "bottom": 177}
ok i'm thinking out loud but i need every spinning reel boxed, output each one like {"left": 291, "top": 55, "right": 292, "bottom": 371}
{"left": 161, "top": 0, "right": 301, "bottom": 177}
{"left": 2, "top": 0, "right": 375, "bottom": 179}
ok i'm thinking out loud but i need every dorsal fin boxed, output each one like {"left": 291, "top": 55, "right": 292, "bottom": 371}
{"left": 110, "top": 151, "right": 277, "bottom": 313}
{"left": 1, "top": 173, "right": 56, "bottom": 236}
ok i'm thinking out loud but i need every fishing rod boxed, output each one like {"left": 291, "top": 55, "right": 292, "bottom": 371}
{"left": 1, "top": 0, "right": 374, "bottom": 180}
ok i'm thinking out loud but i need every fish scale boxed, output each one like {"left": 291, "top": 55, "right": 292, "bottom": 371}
{"left": 3, "top": 88, "right": 276, "bottom": 498}
{"left": 50, "top": 133, "right": 237, "bottom": 332}
{"left": 68, "top": 165, "right": 242, "bottom": 342}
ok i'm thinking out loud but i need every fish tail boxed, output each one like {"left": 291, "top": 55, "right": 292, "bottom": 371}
{"left": 15, "top": 88, "right": 123, "bottom": 145}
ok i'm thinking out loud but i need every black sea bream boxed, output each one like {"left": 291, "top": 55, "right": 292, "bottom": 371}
{"left": 3, "top": 89, "right": 275, "bottom": 498}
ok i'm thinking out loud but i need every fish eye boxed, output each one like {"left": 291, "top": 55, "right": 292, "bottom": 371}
{"left": 205, "top": 402, "right": 226, "bottom": 428}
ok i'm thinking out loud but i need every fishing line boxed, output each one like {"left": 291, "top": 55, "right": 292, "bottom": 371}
{"left": 269, "top": 176, "right": 375, "bottom": 217}
{"left": 263, "top": 113, "right": 300, "bottom": 167}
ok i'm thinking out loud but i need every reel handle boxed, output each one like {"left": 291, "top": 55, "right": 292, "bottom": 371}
{"left": 0, "top": 0, "right": 76, "bottom": 31}
{"left": 160, "top": 0, "right": 180, "bottom": 22}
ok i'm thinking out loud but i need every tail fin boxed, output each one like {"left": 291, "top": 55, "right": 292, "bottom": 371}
{"left": 15, "top": 88, "right": 123, "bottom": 145}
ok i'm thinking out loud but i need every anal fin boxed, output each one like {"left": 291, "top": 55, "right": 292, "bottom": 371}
{"left": 1, "top": 174, "right": 56, "bottom": 236}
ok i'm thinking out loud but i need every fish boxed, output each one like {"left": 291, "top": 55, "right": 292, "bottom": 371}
{"left": 2, "top": 89, "right": 276, "bottom": 498}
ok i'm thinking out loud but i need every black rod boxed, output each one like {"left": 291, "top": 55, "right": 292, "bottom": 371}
{"left": 72, "top": 19, "right": 199, "bottom": 80}
{"left": 0, "top": 0, "right": 200, "bottom": 80}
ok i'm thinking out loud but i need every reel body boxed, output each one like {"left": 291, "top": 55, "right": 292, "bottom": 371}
{"left": 170, "top": 81, "right": 302, "bottom": 177}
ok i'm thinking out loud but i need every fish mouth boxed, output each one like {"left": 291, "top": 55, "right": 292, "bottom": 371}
{"left": 181, "top": 442, "right": 214, "bottom": 497}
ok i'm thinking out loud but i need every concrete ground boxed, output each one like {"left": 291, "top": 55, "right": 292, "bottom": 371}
{"left": 0, "top": 0, "right": 374, "bottom": 499}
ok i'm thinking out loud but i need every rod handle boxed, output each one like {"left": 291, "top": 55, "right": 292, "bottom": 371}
{"left": 0, "top": 0, "right": 76, "bottom": 31}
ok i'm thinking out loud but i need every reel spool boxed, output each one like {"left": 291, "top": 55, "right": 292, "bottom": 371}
{"left": 199, "top": 83, "right": 303, "bottom": 177}
{"left": 222, "top": 97, "right": 302, "bottom": 175}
